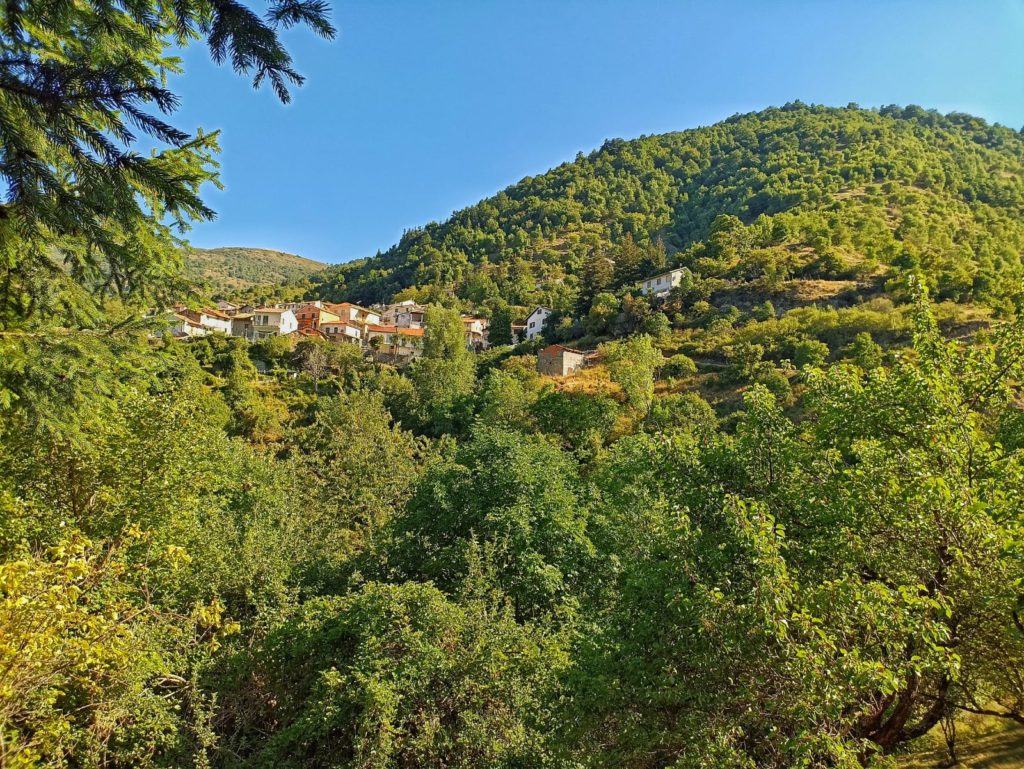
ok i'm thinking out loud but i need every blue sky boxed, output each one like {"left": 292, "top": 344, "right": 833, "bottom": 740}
{"left": 171, "top": 0, "right": 1024, "bottom": 264}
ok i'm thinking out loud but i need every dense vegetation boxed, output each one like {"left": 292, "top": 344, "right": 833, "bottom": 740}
{"left": 185, "top": 247, "right": 327, "bottom": 294}
{"left": 3, "top": 4, "right": 1024, "bottom": 766}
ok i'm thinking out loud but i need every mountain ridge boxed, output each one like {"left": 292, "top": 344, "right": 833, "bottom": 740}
{"left": 185, "top": 246, "right": 328, "bottom": 294}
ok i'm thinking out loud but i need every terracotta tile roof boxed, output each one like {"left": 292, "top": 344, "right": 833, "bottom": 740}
{"left": 540, "top": 343, "right": 585, "bottom": 356}
{"left": 327, "top": 301, "right": 377, "bottom": 315}
{"left": 172, "top": 313, "right": 200, "bottom": 326}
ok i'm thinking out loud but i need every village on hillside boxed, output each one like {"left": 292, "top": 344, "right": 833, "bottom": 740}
{"left": 168, "top": 268, "right": 688, "bottom": 372}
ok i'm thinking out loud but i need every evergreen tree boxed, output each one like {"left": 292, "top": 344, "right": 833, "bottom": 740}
{"left": 488, "top": 299, "right": 514, "bottom": 346}
{"left": 0, "top": 1, "right": 335, "bottom": 322}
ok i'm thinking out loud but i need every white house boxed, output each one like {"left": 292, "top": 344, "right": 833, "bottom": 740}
{"left": 320, "top": 320, "right": 363, "bottom": 344}
{"left": 524, "top": 306, "right": 552, "bottom": 341}
{"left": 251, "top": 307, "right": 298, "bottom": 337}
{"left": 639, "top": 268, "right": 686, "bottom": 297}
{"left": 169, "top": 313, "right": 209, "bottom": 339}
{"left": 175, "top": 307, "right": 233, "bottom": 334}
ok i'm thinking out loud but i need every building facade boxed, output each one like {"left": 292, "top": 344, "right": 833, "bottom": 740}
{"left": 524, "top": 306, "right": 552, "bottom": 341}
{"left": 537, "top": 344, "right": 587, "bottom": 377}
{"left": 639, "top": 268, "right": 686, "bottom": 297}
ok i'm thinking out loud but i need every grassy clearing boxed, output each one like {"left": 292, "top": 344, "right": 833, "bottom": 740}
{"left": 898, "top": 714, "right": 1024, "bottom": 768}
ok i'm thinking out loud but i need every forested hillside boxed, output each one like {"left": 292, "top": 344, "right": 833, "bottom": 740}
{"left": 186, "top": 247, "right": 327, "bottom": 293}
{"left": 318, "top": 103, "right": 1024, "bottom": 318}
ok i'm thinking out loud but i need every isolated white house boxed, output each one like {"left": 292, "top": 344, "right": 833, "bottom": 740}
{"left": 524, "top": 306, "right": 552, "bottom": 341}
{"left": 639, "top": 268, "right": 686, "bottom": 297}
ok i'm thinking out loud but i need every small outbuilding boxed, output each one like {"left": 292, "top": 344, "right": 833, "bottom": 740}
{"left": 537, "top": 344, "right": 587, "bottom": 377}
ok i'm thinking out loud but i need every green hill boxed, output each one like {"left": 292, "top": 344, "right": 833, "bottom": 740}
{"left": 185, "top": 246, "right": 328, "bottom": 293}
{"left": 316, "top": 104, "right": 1024, "bottom": 319}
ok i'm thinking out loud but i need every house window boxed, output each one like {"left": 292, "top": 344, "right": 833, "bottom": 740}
{"left": 657, "top": 277, "right": 662, "bottom": 285}
{"left": 529, "top": 321, "right": 535, "bottom": 328}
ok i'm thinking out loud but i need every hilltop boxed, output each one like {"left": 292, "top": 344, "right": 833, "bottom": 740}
{"left": 185, "top": 246, "right": 328, "bottom": 293}
{"left": 313, "top": 104, "right": 1024, "bottom": 320}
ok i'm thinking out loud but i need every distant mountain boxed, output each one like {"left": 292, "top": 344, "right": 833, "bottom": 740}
{"left": 185, "top": 247, "right": 328, "bottom": 293}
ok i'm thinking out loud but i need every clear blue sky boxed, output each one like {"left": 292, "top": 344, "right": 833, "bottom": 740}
{"left": 171, "top": 0, "right": 1024, "bottom": 264}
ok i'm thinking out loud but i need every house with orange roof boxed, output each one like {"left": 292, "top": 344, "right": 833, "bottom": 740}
{"left": 295, "top": 304, "right": 341, "bottom": 331}
{"left": 365, "top": 324, "right": 425, "bottom": 361}
{"left": 325, "top": 302, "right": 382, "bottom": 328}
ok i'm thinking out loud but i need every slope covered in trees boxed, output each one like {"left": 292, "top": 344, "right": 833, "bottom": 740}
{"left": 185, "top": 247, "right": 328, "bottom": 293}
{"left": 316, "top": 104, "right": 1024, "bottom": 318}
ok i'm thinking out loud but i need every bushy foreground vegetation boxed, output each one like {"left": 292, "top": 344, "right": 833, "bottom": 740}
{"left": 2, "top": 289, "right": 1024, "bottom": 768}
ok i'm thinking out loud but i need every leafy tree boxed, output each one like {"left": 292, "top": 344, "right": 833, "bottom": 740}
{"left": 791, "top": 336, "right": 830, "bottom": 368}
{"left": 644, "top": 391, "right": 717, "bottom": 436}
{"left": 577, "top": 252, "right": 615, "bottom": 313}
{"left": 660, "top": 353, "right": 697, "bottom": 379}
{"left": 600, "top": 334, "right": 664, "bottom": 415}
{"left": 409, "top": 305, "right": 476, "bottom": 434}
{"left": 0, "top": 528, "right": 234, "bottom": 768}
{"left": 532, "top": 388, "right": 620, "bottom": 457}
{"left": 583, "top": 292, "right": 619, "bottom": 336}
{"left": 294, "top": 391, "right": 425, "bottom": 560}
{"left": 846, "top": 331, "right": 884, "bottom": 370}
{"left": 386, "top": 427, "right": 593, "bottom": 620}
{"left": 476, "top": 367, "right": 539, "bottom": 431}
{"left": 226, "top": 582, "right": 567, "bottom": 769}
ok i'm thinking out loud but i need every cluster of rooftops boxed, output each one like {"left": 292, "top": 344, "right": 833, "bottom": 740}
{"left": 168, "top": 266, "right": 687, "bottom": 371}
{"left": 168, "top": 299, "right": 486, "bottom": 360}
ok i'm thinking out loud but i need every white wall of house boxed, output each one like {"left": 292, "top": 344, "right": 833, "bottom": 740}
{"left": 639, "top": 268, "right": 685, "bottom": 297}
{"left": 322, "top": 322, "right": 362, "bottom": 343}
{"left": 170, "top": 317, "right": 208, "bottom": 338}
{"left": 524, "top": 307, "right": 551, "bottom": 341}
{"left": 278, "top": 310, "right": 298, "bottom": 335}
{"left": 253, "top": 309, "right": 298, "bottom": 336}
{"left": 198, "top": 312, "right": 232, "bottom": 334}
